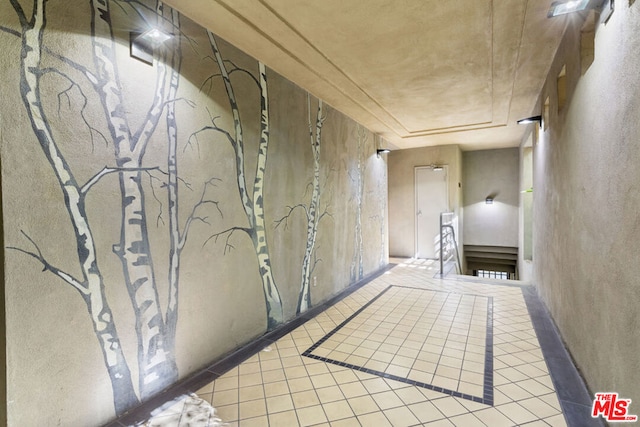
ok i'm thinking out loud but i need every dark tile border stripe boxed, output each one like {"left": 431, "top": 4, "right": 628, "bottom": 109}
{"left": 522, "top": 286, "right": 606, "bottom": 427}
{"left": 104, "top": 264, "right": 396, "bottom": 426}
{"left": 483, "top": 297, "right": 494, "bottom": 405}
{"left": 302, "top": 286, "right": 494, "bottom": 406}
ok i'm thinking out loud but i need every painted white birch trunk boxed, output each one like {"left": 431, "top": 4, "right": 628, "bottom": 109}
{"left": 352, "top": 126, "right": 365, "bottom": 281}
{"left": 253, "top": 62, "right": 283, "bottom": 328}
{"left": 165, "top": 8, "right": 181, "bottom": 353}
{"left": 90, "top": 0, "right": 177, "bottom": 399}
{"left": 297, "top": 98, "right": 324, "bottom": 314}
{"left": 11, "top": 0, "right": 138, "bottom": 415}
{"left": 207, "top": 34, "right": 283, "bottom": 329}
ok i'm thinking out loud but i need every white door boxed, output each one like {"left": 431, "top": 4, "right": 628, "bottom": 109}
{"left": 415, "top": 166, "right": 449, "bottom": 258}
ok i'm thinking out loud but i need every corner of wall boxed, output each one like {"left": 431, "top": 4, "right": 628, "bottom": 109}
{"left": 0, "top": 144, "right": 7, "bottom": 426}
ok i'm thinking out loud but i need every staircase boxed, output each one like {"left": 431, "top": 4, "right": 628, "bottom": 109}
{"left": 463, "top": 245, "right": 518, "bottom": 278}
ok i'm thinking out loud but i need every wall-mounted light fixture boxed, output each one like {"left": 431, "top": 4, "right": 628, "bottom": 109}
{"left": 517, "top": 115, "right": 543, "bottom": 125}
{"left": 130, "top": 28, "right": 173, "bottom": 65}
{"left": 485, "top": 197, "right": 494, "bottom": 204}
{"left": 427, "top": 164, "right": 444, "bottom": 171}
{"left": 376, "top": 148, "right": 391, "bottom": 158}
{"left": 547, "top": 0, "right": 613, "bottom": 21}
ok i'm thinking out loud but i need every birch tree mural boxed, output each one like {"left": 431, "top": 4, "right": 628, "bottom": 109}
{"left": 276, "top": 95, "right": 332, "bottom": 314}
{"left": 1, "top": 0, "right": 389, "bottom": 423}
{"left": 197, "top": 33, "right": 284, "bottom": 329}
{"left": 5, "top": 0, "right": 139, "bottom": 413}
{"left": 94, "top": 0, "right": 179, "bottom": 400}
{"left": 2, "top": 0, "right": 201, "bottom": 414}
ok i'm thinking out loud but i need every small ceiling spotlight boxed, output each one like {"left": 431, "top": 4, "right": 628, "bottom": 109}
{"left": 547, "top": 0, "right": 612, "bottom": 20}
{"left": 139, "top": 28, "right": 173, "bottom": 45}
{"left": 376, "top": 148, "right": 391, "bottom": 158}
{"left": 517, "top": 115, "right": 543, "bottom": 125}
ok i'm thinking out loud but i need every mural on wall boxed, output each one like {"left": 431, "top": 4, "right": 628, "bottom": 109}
{"left": 2, "top": 0, "right": 201, "bottom": 414}
{"left": 371, "top": 136, "right": 388, "bottom": 268}
{"left": 196, "top": 32, "right": 284, "bottom": 330}
{"left": 275, "top": 95, "right": 332, "bottom": 314}
{"left": 1, "top": 0, "right": 388, "bottom": 424}
{"left": 350, "top": 124, "right": 368, "bottom": 282}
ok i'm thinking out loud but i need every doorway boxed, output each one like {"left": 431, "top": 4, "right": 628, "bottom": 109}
{"left": 415, "top": 166, "right": 449, "bottom": 258}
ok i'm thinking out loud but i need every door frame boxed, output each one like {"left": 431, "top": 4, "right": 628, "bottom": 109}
{"left": 414, "top": 165, "right": 449, "bottom": 258}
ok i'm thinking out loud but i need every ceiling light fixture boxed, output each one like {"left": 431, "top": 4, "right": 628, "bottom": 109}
{"left": 130, "top": 28, "right": 172, "bottom": 65}
{"left": 517, "top": 115, "right": 543, "bottom": 125}
{"left": 139, "top": 28, "right": 173, "bottom": 45}
{"left": 376, "top": 148, "right": 391, "bottom": 158}
{"left": 547, "top": 0, "right": 612, "bottom": 20}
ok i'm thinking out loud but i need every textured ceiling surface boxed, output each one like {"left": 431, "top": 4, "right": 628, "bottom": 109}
{"left": 165, "top": 0, "right": 567, "bottom": 150}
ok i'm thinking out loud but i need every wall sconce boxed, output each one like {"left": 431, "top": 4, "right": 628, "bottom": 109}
{"left": 376, "top": 148, "right": 391, "bottom": 158}
{"left": 130, "top": 28, "right": 172, "bottom": 65}
{"left": 517, "top": 115, "right": 543, "bottom": 125}
{"left": 485, "top": 197, "right": 494, "bottom": 204}
{"left": 547, "top": 0, "right": 613, "bottom": 21}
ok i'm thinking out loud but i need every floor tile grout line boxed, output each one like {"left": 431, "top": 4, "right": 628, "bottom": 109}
{"left": 302, "top": 285, "right": 495, "bottom": 406}
{"left": 302, "top": 285, "right": 394, "bottom": 357}
{"left": 112, "top": 267, "right": 587, "bottom": 427}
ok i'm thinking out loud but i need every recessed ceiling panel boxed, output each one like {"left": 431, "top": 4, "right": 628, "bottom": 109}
{"left": 166, "top": 0, "right": 566, "bottom": 150}
{"left": 262, "top": 0, "right": 493, "bottom": 133}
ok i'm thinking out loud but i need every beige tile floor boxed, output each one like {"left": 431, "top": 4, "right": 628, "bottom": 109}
{"left": 142, "top": 260, "right": 568, "bottom": 427}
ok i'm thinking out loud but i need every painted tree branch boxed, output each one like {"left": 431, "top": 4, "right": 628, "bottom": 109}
{"left": 38, "top": 66, "right": 108, "bottom": 150}
{"left": 81, "top": 166, "right": 159, "bottom": 195}
{"left": 180, "top": 178, "right": 223, "bottom": 250}
{"left": 203, "top": 226, "right": 251, "bottom": 254}
{"left": 8, "top": 232, "right": 88, "bottom": 296}
{"left": 274, "top": 204, "right": 309, "bottom": 230}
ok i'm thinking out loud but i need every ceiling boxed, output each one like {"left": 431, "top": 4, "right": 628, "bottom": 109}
{"left": 164, "top": 0, "right": 567, "bottom": 151}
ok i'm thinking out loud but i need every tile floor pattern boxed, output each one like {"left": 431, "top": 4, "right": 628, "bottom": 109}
{"left": 303, "top": 287, "right": 492, "bottom": 403}
{"left": 142, "top": 261, "right": 569, "bottom": 426}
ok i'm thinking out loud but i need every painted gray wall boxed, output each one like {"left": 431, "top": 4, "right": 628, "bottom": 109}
{"left": 462, "top": 148, "right": 519, "bottom": 247}
{"left": 0, "top": 2, "right": 387, "bottom": 424}
{"left": 388, "top": 145, "right": 463, "bottom": 258}
{"left": 518, "top": 137, "right": 534, "bottom": 282}
{"left": 533, "top": 3, "right": 640, "bottom": 404}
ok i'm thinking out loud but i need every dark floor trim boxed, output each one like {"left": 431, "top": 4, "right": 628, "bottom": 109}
{"left": 302, "top": 286, "right": 494, "bottom": 406}
{"left": 104, "top": 264, "right": 395, "bottom": 426}
{"left": 522, "top": 286, "right": 606, "bottom": 427}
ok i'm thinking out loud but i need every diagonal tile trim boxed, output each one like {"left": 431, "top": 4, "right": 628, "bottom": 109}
{"left": 302, "top": 285, "right": 494, "bottom": 406}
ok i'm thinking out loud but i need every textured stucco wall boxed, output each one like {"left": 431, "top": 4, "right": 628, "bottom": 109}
{"left": 0, "top": 2, "right": 387, "bottom": 425}
{"left": 518, "top": 137, "right": 534, "bottom": 282}
{"left": 533, "top": 3, "right": 640, "bottom": 404}
{"left": 388, "top": 145, "right": 462, "bottom": 258}
{"left": 462, "top": 148, "right": 519, "bottom": 247}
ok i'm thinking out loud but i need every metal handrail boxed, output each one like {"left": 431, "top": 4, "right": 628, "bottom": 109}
{"left": 441, "top": 225, "right": 462, "bottom": 274}
{"left": 439, "top": 213, "right": 462, "bottom": 276}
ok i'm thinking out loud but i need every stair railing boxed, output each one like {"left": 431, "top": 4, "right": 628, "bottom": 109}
{"left": 439, "top": 212, "right": 462, "bottom": 276}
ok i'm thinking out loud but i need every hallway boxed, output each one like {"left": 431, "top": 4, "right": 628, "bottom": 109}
{"left": 109, "top": 261, "right": 601, "bottom": 427}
